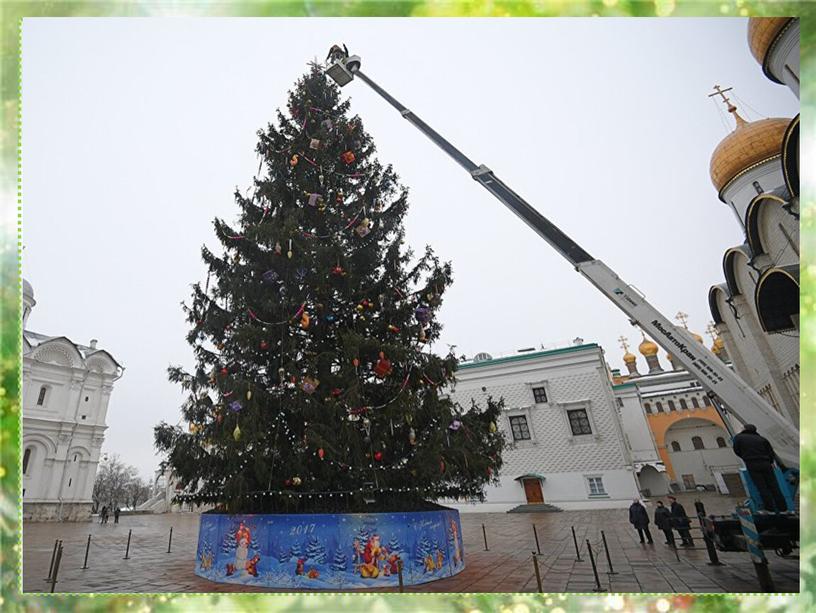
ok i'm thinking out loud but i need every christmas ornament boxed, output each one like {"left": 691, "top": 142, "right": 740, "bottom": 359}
{"left": 262, "top": 269, "right": 279, "bottom": 283}
{"left": 341, "top": 150, "right": 356, "bottom": 164}
{"left": 309, "top": 138, "right": 320, "bottom": 150}
{"left": 331, "top": 265, "right": 345, "bottom": 276}
{"left": 220, "top": 367, "right": 228, "bottom": 376}
{"left": 374, "top": 451, "right": 383, "bottom": 462}
{"left": 278, "top": 367, "right": 286, "bottom": 382}
{"left": 325, "top": 314, "right": 336, "bottom": 322}
{"left": 300, "top": 312, "right": 311, "bottom": 329}
{"left": 331, "top": 388, "right": 343, "bottom": 398}
{"left": 449, "top": 419, "right": 462, "bottom": 431}
{"left": 233, "top": 425, "right": 241, "bottom": 441}
{"left": 295, "top": 266, "right": 307, "bottom": 282}
{"left": 414, "top": 305, "right": 431, "bottom": 324}
{"left": 489, "top": 421, "right": 497, "bottom": 433}
{"left": 307, "top": 193, "right": 322, "bottom": 207}
{"left": 321, "top": 119, "right": 333, "bottom": 130}
{"left": 318, "top": 448, "right": 325, "bottom": 460}
{"left": 290, "top": 154, "right": 299, "bottom": 167}
{"left": 336, "top": 191, "right": 344, "bottom": 204}
{"left": 419, "top": 329, "right": 427, "bottom": 343}
{"left": 355, "top": 218, "right": 371, "bottom": 237}
{"left": 229, "top": 401, "right": 242, "bottom": 413}
{"left": 216, "top": 413, "right": 223, "bottom": 424}
{"left": 408, "top": 428, "right": 416, "bottom": 445}
{"left": 284, "top": 479, "right": 292, "bottom": 487}
{"left": 287, "top": 239, "right": 293, "bottom": 259}
{"left": 292, "top": 476, "right": 302, "bottom": 486}
{"left": 246, "top": 390, "right": 252, "bottom": 400}
{"left": 439, "top": 459, "right": 446, "bottom": 473}
{"left": 260, "top": 340, "right": 269, "bottom": 350}
{"left": 301, "top": 377, "right": 319, "bottom": 394}
{"left": 189, "top": 423, "right": 199, "bottom": 434}
{"left": 374, "top": 352, "right": 392, "bottom": 378}
{"left": 274, "top": 242, "right": 282, "bottom": 256}
{"left": 352, "top": 358, "right": 360, "bottom": 368}
{"left": 388, "top": 324, "right": 400, "bottom": 334}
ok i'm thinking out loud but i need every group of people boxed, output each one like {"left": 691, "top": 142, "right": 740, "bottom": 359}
{"left": 629, "top": 424, "right": 790, "bottom": 547}
{"left": 98, "top": 505, "right": 121, "bottom": 524}
{"left": 628, "top": 496, "right": 695, "bottom": 547}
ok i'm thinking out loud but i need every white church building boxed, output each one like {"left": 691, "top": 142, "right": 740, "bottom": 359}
{"left": 22, "top": 279, "right": 124, "bottom": 521}
{"left": 446, "top": 343, "right": 641, "bottom": 512}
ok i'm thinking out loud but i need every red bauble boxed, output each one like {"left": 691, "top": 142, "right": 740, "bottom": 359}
{"left": 374, "top": 451, "right": 383, "bottom": 462}
{"left": 284, "top": 479, "right": 292, "bottom": 487}
{"left": 318, "top": 448, "right": 325, "bottom": 460}
{"left": 220, "top": 367, "right": 228, "bottom": 376}
{"left": 331, "top": 388, "right": 343, "bottom": 397}
{"left": 341, "top": 150, "right": 356, "bottom": 164}
{"left": 260, "top": 340, "right": 269, "bottom": 350}
{"left": 374, "top": 352, "right": 392, "bottom": 378}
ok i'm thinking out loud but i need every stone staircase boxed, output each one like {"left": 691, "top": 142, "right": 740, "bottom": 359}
{"left": 507, "top": 503, "right": 563, "bottom": 513}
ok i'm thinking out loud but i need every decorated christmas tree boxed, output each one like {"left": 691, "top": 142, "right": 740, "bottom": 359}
{"left": 154, "top": 62, "right": 505, "bottom": 514}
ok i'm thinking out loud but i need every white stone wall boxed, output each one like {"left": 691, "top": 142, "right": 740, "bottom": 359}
{"left": 722, "top": 163, "right": 785, "bottom": 228}
{"left": 447, "top": 346, "right": 640, "bottom": 511}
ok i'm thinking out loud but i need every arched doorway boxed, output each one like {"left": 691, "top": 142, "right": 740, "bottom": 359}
{"left": 637, "top": 464, "right": 669, "bottom": 497}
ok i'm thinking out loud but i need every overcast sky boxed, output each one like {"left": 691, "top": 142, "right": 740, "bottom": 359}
{"left": 22, "top": 18, "right": 799, "bottom": 481}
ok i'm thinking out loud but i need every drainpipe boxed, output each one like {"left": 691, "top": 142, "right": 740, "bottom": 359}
{"left": 56, "top": 368, "right": 90, "bottom": 521}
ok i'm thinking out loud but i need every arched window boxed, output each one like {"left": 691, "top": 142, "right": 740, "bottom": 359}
{"left": 643, "top": 402, "right": 652, "bottom": 414}
{"left": 655, "top": 402, "right": 664, "bottom": 413}
{"left": 679, "top": 398, "right": 688, "bottom": 410}
{"left": 692, "top": 436, "right": 704, "bottom": 450}
{"left": 670, "top": 441, "right": 681, "bottom": 452}
{"left": 668, "top": 400, "right": 676, "bottom": 411}
{"left": 716, "top": 437, "right": 727, "bottom": 448}
{"left": 691, "top": 397, "right": 700, "bottom": 409}
{"left": 37, "top": 386, "right": 47, "bottom": 406}
{"left": 703, "top": 396, "right": 712, "bottom": 407}
{"left": 23, "top": 448, "right": 32, "bottom": 474}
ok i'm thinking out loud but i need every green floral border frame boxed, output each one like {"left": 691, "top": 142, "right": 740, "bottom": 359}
{"left": 0, "top": 1, "right": 811, "bottom": 611}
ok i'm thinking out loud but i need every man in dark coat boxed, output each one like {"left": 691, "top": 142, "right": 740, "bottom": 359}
{"left": 667, "top": 495, "right": 694, "bottom": 546}
{"left": 732, "top": 424, "right": 788, "bottom": 512}
{"left": 654, "top": 500, "right": 675, "bottom": 547}
{"left": 628, "top": 499, "right": 653, "bottom": 544}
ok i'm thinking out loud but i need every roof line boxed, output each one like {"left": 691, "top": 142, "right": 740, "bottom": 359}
{"left": 458, "top": 343, "right": 599, "bottom": 370}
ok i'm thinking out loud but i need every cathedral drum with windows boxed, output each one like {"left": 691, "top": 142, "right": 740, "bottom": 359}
{"left": 445, "top": 343, "right": 640, "bottom": 512}
{"left": 22, "top": 279, "right": 124, "bottom": 521}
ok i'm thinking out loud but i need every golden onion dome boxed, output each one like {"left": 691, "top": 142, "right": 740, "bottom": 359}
{"left": 623, "top": 351, "right": 637, "bottom": 364}
{"left": 748, "top": 17, "right": 793, "bottom": 67}
{"left": 710, "top": 114, "right": 790, "bottom": 192}
{"left": 712, "top": 337, "right": 725, "bottom": 353}
{"left": 639, "top": 338, "right": 659, "bottom": 357}
{"left": 690, "top": 331, "right": 704, "bottom": 344}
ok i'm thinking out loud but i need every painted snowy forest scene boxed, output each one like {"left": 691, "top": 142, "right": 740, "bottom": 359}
{"left": 194, "top": 509, "right": 465, "bottom": 588}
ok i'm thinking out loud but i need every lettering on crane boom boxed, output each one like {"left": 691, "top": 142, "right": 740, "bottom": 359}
{"left": 612, "top": 288, "right": 638, "bottom": 307}
{"left": 650, "top": 319, "right": 725, "bottom": 386}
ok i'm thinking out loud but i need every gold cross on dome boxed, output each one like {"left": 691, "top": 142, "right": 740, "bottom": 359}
{"left": 618, "top": 336, "right": 630, "bottom": 352}
{"left": 705, "top": 322, "right": 718, "bottom": 342}
{"left": 675, "top": 312, "right": 689, "bottom": 329}
{"left": 708, "top": 84, "right": 734, "bottom": 106}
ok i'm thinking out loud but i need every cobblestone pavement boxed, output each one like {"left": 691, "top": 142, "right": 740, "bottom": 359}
{"left": 23, "top": 493, "right": 798, "bottom": 594}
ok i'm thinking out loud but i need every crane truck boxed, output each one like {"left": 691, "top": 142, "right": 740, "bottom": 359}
{"left": 324, "top": 50, "right": 799, "bottom": 563}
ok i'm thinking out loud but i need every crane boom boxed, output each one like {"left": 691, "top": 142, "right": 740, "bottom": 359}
{"left": 325, "top": 54, "right": 799, "bottom": 469}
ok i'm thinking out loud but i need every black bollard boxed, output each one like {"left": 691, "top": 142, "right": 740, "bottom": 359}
{"left": 586, "top": 540, "right": 604, "bottom": 592}
{"left": 533, "top": 524, "right": 541, "bottom": 555}
{"left": 45, "top": 538, "right": 60, "bottom": 582}
{"left": 82, "top": 534, "right": 91, "bottom": 569}
{"left": 600, "top": 530, "right": 617, "bottom": 575}
{"left": 123, "top": 528, "right": 132, "bottom": 560}
{"left": 49, "top": 542, "right": 63, "bottom": 593}
{"left": 571, "top": 526, "right": 581, "bottom": 561}
{"left": 532, "top": 552, "right": 543, "bottom": 593}
{"left": 397, "top": 559, "right": 404, "bottom": 593}
{"left": 482, "top": 523, "right": 489, "bottom": 551}
{"left": 167, "top": 526, "right": 173, "bottom": 553}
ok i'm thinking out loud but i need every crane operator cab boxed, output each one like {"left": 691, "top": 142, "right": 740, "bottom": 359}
{"left": 325, "top": 44, "right": 360, "bottom": 87}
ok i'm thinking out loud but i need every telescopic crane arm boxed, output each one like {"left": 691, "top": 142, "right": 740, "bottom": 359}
{"left": 325, "top": 52, "right": 799, "bottom": 469}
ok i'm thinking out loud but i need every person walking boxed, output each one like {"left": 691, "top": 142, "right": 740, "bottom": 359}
{"left": 114, "top": 507, "right": 121, "bottom": 524}
{"left": 100, "top": 505, "right": 108, "bottom": 524}
{"left": 654, "top": 500, "right": 675, "bottom": 547}
{"left": 628, "top": 499, "right": 654, "bottom": 544}
{"left": 732, "top": 424, "right": 788, "bottom": 512}
{"left": 668, "top": 495, "right": 694, "bottom": 546}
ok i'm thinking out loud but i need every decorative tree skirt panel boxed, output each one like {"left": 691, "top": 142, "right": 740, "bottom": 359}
{"left": 194, "top": 508, "right": 465, "bottom": 589}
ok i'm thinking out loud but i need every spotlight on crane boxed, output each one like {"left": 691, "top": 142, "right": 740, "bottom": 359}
{"left": 326, "top": 55, "right": 361, "bottom": 87}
